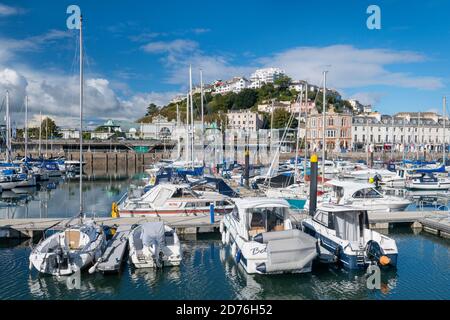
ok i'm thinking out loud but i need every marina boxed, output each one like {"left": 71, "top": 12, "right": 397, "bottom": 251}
{"left": 0, "top": 1, "right": 450, "bottom": 303}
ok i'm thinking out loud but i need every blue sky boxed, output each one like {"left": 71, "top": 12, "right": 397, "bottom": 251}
{"left": 0, "top": 0, "right": 449, "bottom": 127}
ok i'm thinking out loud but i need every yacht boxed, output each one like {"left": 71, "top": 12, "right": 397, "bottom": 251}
{"left": 322, "top": 180, "right": 411, "bottom": 212}
{"left": 117, "top": 183, "right": 234, "bottom": 217}
{"left": 406, "top": 172, "right": 450, "bottom": 190}
{"left": 302, "top": 204, "right": 398, "bottom": 270}
{"left": 128, "top": 222, "right": 182, "bottom": 268}
{"left": 29, "top": 219, "right": 106, "bottom": 275}
{"left": 220, "top": 198, "right": 317, "bottom": 274}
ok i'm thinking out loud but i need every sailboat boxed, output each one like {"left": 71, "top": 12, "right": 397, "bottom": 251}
{"left": 29, "top": 12, "right": 106, "bottom": 276}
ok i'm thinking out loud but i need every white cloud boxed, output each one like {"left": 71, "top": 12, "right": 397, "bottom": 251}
{"left": 142, "top": 39, "right": 198, "bottom": 54}
{"left": 0, "top": 3, "right": 24, "bottom": 16}
{"left": 258, "top": 45, "right": 443, "bottom": 90}
{"left": 349, "top": 92, "right": 385, "bottom": 106}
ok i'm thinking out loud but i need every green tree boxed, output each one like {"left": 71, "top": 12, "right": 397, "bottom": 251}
{"left": 271, "top": 109, "right": 297, "bottom": 129}
{"left": 234, "top": 89, "right": 258, "bottom": 110}
{"left": 146, "top": 103, "right": 159, "bottom": 116}
{"left": 274, "top": 75, "right": 292, "bottom": 91}
{"left": 41, "top": 117, "right": 61, "bottom": 138}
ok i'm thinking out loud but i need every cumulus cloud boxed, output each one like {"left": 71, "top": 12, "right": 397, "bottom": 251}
{"left": 258, "top": 45, "right": 443, "bottom": 90}
{"left": 143, "top": 42, "right": 443, "bottom": 94}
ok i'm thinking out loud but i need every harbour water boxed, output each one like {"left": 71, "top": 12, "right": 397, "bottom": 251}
{"left": 0, "top": 173, "right": 449, "bottom": 300}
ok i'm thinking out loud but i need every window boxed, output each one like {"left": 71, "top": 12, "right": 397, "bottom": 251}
{"left": 353, "top": 188, "right": 382, "bottom": 199}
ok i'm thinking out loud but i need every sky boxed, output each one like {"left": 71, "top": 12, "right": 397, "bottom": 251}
{"left": 0, "top": 0, "right": 449, "bottom": 128}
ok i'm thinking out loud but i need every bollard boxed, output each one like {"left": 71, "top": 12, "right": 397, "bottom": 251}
{"left": 210, "top": 203, "right": 215, "bottom": 224}
{"left": 309, "top": 154, "right": 318, "bottom": 216}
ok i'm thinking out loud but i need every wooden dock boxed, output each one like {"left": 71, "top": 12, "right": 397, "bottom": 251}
{"left": 0, "top": 211, "right": 448, "bottom": 240}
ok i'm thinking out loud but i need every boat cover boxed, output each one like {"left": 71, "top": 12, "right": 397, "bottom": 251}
{"left": 264, "top": 230, "right": 317, "bottom": 273}
{"left": 141, "top": 222, "right": 165, "bottom": 247}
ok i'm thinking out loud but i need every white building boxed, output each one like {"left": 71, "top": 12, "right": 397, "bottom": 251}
{"left": 59, "top": 128, "right": 80, "bottom": 139}
{"left": 250, "top": 68, "right": 286, "bottom": 88}
{"left": 227, "top": 109, "right": 264, "bottom": 131}
{"left": 214, "top": 77, "right": 251, "bottom": 95}
{"left": 352, "top": 112, "right": 450, "bottom": 152}
{"left": 289, "top": 80, "right": 320, "bottom": 93}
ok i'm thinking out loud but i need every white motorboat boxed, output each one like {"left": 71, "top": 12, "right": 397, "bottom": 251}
{"left": 406, "top": 173, "right": 450, "bottom": 190}
{"left": 302, "top": 204, "right": 398, "bottom": 270}
{"left": 29, "top": 219, "right": 106, "bottom": 276}
{"left": 322, "top": 180, "right": 411, "bottom": 212}
{"left": 117, "top": 183, "right": 234, "bottom": 217}
{"left": 348, "top": 168, "right": 397, "bottom": 181}
{"left": 128, "top": 222, "right": 182, "bottom": 268}
{"left": 220, "top": 198, "right": 317, "bottom": 274}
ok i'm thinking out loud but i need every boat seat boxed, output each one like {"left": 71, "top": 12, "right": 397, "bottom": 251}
{"left": 65, "top": 230, "right": 81, "bottom": 250}
{"left": 249, "top": 227, "right": 266, "bottom": 237}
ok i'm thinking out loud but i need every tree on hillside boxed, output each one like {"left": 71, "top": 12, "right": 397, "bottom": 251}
{"left": 233, "top": 89, "right": 258, "bottom": 110}
{"left": 271, "top": 109, "right": 297, "bottom": 129}
{"left": 146, "top": 103, "right": 159, "bottom": 116}
{"left": 274, "top": 75, "right": 292, "bottom": 91}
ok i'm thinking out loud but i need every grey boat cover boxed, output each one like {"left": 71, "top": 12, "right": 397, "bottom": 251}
{"left": 264, "top": 229, "right": 317, "bottom": 273}
{"left": 141, "top": 222, "right": 165, "bottom": 247}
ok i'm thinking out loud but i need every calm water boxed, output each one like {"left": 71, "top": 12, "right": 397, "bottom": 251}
{"left": 0, "top": 174, "right": 449, "bottom": 300}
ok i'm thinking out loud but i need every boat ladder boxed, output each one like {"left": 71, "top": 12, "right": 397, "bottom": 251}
{"left": 355, "top": 247, "right": 366, "bottom": 267}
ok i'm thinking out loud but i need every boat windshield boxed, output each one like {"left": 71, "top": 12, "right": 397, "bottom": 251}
{"left": 247, "top": 206, "right": 286, "bottom": 237}
{"left": 352, "top": 188, "right": 383, "bottom": 199}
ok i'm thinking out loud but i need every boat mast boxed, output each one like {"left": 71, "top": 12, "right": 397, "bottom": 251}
{"left": 176, "top": 103, "right": 181, "bottom": 159}
{"left": 322, "top": 71, "right": 327, "bottom": 191}
{"left": 5, "top": 90, "right": 11, "bottom": 163}
{"left": 417, "top": 111, "right": 420, "bottom": 160}
{"left": 443, "top": 96, "right": 447, "bottom": 165}
{"left": 185, "top": 93, "right": 189, "bottom": 163}
{"left": 303, "top": 83, "right": 308, "bottom": 177}
{"left": 79, "top": 14, "right": 84, "bottom": 217}
{"left": 39, "top": 110, "right": 42, "bottom": 158}
{"left": 294, "top": 87, "right": 303, "bottom": 181}
{"left": 200, "top": 69, "right": 205, "bottom": 165}
{"left": 189, "top": 65, "right": 194, "bottom": 166}
{"left": 25, "top": 96, "right": 28, "bottom": 159}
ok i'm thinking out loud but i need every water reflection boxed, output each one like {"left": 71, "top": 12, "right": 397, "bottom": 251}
{"left": 0, "top": 171, "right": 135, "bottom": 220}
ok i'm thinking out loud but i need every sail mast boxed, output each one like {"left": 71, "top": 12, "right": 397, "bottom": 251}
{"left": 5, "top": 90, "right": 10, "bottom": 163}
{"left": 200, "top": 69, "right": 204, "bottom": 164}
{"left": 25, "top": 96, "right": 28, "bottom": 159}
{"left": 189, "top": 65, "right": 194, "bottom": 166}
{"left": 322, "top": 71, "right": 327, "bottom": 191}
{"left": 79, "top": 14, "right": 84, "bottom": 217}
{"left": 294, "top": 87, "right": 303, "bottom": 181}
{"left": 443, "top": 96, "right": 447, "bottom": 165}
{"left": 303, "top": 83, "right": 308, "bottom": 177}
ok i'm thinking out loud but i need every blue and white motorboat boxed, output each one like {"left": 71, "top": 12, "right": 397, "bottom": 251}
{"left": 302, "top": 204, "right": 398, "bottom": 270}
{"left": 220, "top": 198, "right": 317, "bottom": 274}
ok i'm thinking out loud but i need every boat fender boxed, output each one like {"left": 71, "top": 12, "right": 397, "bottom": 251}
{"left": 379, "top": 255, "right": 391, "bottom": 266}
{"left": 231, "top": 242, "right": 236, "bottom": 257}
{"left": 221, "top": 230, "right": 226, "bottom": 245}
{"left": 111, "top": 202, "right": 119, "bottom": 218}
{"left": 219, "top": 220, "right": 224, "bottom": 233}
{"left": 225, "top": 230, "right": 230, "bottom": 245}
{"left": 235, "top": 249, "right": 242, "bottom": 263}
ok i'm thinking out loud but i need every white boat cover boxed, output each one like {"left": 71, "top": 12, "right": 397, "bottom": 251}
{"left": 264, "top": 230, "right": 317, "bottom": 272}
{"left": 141, "top": 222, "right": 165, "bottom": 247}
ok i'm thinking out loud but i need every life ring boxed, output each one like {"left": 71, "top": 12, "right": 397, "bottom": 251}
{"left": 111, "top": 202, "right": 119, "bottom": 218}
